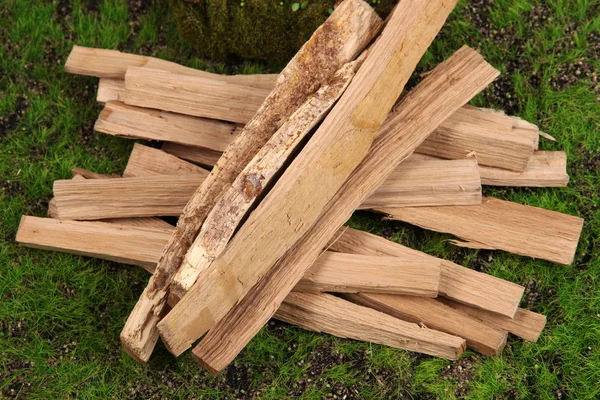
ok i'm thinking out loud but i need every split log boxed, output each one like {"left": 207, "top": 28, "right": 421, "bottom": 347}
{"left": 161, "top": 143, "right": 221, "bottom": 168}
{"left": 416, "top": 106, "right": 538, "bottom": 172}
{"left": 97, "top": 78, "right": 125, "bottom": 103}
{"left": 479, "top": 151, "right": 569, "bottom": 187}
{"left": 377, "top": 197, "right": 583, "bottom": 265}
{"left": 273, "top": 293, "right": 466, "bottom": 361}
{"left": 191, "top": 45, "right": 499, "bottom": 374}
{"left": 65, "top": 45, "right": 278, "bottom": 89}
{"left": 438, "top": 297, "right": 546, "bottom": 342}
{"left": 344, "top": 293, "right": 507, "bottom": 356}
{"left": 15, "top": 217, "right": 171, "bottom": 273}
{"left": 170, "top": 60, "right": 360, "bottom": 301}
{"left": 123, "top": 144, "right": 209, "bottom": 177}
{"left": 358, "top": 158, "right": 481, "bottom": 209}
{"left": 330, "top": 228, "right": 524, "bottom": 318}
{"left": 53, "top": 174, "right": 205, "bottom": 220}
{"left": 70, "top": 168, "right": 118, "bottom": 180}
{"left": 295, "top": 252, "right": 440, "bottom": 296}
{"left": 122, "top": 0, "right": 384, "bottom": 364}
{"left": 124, "top": 68, "right": 272, "bottom": 124}
{"left": 95, "top": 101, "right": 238, "bottom": 152}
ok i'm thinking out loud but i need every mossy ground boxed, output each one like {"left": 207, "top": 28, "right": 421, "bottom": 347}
{"left": 1, "top": 0, "right": 599, "bottom": 398}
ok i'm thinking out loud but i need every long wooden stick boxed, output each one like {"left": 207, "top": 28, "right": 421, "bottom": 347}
{"left": 275, "top": 293, "right": 466, "bottom": 361}
{"left": 191, "top": 45, "right": 498, "bottom": 374}
{"left": 121, "top": 0, "right": 383, "bottom": 364}
{"left": 65, "top": 45, "right": 278, "bottom": 90}
{"left": 377, "top": 197, "right": 583, "bottom": 265}
{"left": 344, "top": 293, "right": 507, "bottom": 356}
{"left": 161, "top": 143, "right": 221, "bottom": 168}
{"left": 97, "top": 78, "right": 125, "bottom": 103}
{"left": 123, "top": 144, "right": 209, "bottom": 177}
{"left": 479, "top": 151, "right": 569, "bottom": 187}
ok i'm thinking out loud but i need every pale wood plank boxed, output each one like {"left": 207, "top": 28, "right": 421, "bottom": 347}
{"left": 479, "top": 151, "right": 569, "bottom": 187}
{"left": 95, "top": 101, "right": 238, "bottom": 152}
{"left": 191, "top": 45, "right": 499, "bottom": 374}
{"left": 122, "top": 0, "right": 383, "bottom": 364}
{"left": 123, "top": 144, "right": 209, "bottom": 178}
{"left": 377, "top": 197, "right": 583, "bottom": 265}
{"left": 345, "top": 293, "right": 507, "bottom": 356}
{"left": 161, "top": 142, "right": 221, "bottom": 168}
{"left": 65, "top": 45, "right": 278, "bottom": 89}
{"left": 97, "top": 78, "right": 125, "bottom": 103}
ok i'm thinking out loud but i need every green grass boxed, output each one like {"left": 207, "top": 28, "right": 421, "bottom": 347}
{"left": 1, "top": 0, "right": 599, "bottom": 398}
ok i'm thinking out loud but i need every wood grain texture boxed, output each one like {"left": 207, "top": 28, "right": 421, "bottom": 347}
{"left": 16, "top": 217, "right": 172, "bottom": 273}
{"left": 161, "top": 142, "right": 221, "bottom": 168}
{"left": 65, "top": 45, "right": 278, "bottom": 89}
{"left": 124, "top": 68, "right": 271, "bottom": 124}
{"left": 160, "top": 0, "right": 447, "bottom": 362}
{"left": 417, "top": 105, "right": 538, "bottom": 171}
{"left": 479, "top": 151, "right": 569, "bottom": 187}
{"left": 439, "top": 298, "right": 546, "bottom": 342}
{"left": 96, "top": 101, "right": 238, "bottom": 151}
{"left": 170, "top": 61, "right": 360, "bottom": 301}
{"left": 330, "top": 228, "right": 524, "bottom": 318}
{"left": 295, "top": 252, "right": 440, "bottom": 296}
{"left": 191, "top": 10, "right": 491, "bottom": 376}
{"left": 97, "top": 78, "right": 125, "bottom": 103}
{"left": 53, "top": 174, "right": 205, "bottom": 220}
{"left": 345, "top": 293, "right": 507, "bottom": 356}
{"left": 122, "top": 0, "right": 383, "bottom": 364}
{"left": 359, "top": 158, "right": 481, "bottom": 209}
{"left": 123, "top": 144, "right": 209, "bottom": 178}
{"left": 271, "top": 293, "right": 466, "bottom": 363}
{"left": 378, "top": 197, "right": 583, "bottom": 265}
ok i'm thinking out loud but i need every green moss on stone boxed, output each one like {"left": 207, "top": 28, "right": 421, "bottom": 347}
{"left": 172, "top": 0, "right": 398, "bottom": 68}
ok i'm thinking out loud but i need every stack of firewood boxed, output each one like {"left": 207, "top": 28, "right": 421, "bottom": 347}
{"left": 16, "top": 0, "right": 584, "bottom": 375}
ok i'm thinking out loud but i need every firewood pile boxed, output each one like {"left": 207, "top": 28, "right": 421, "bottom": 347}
{"left": 16, "top": 0, "right": 584, "bottom": 374}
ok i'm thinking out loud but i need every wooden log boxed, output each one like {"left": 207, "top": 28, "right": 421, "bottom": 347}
{"left": 123, "top": 144, "right": 209, "bottom": 177}
{"left": 295, "top": 252, "right": 440, "bottom": 296}
{"left": 273, "top": 293, "right": 466, "bottom": 361}
{"left": 479, "top": 151, "right": 569, "bottom": 187}
{"left": 377, "top": 197, "right": 583, "bottom": 265}
{"left": 191, "top": 45, "right": 499, "bottom": 374}
{"left": 161, "top": 143, "right": 221, "bottom": 168}
{"left": 359, "top": 158, "right": 481, "bottom": 209}
{"left": 170, "top": 60, "right": 360, "bottom": 301}
{"left": 124, "top": 68, "right": 272, "bottom": 124}
{"left": 53, "top": 174, "right": 205, "bottom": 220}
{"left": 122, "top": 0, "right": 384, "bottom": 364}
{"left": 417, "top": 106, "right": 538, "bottom": 172}
{"left": 438, "top": 297, "right": 546, "bottom": 342}
{"left": 95, "top": 101, "right": 239, "bottom": 152}
{"left": 65, "top": 45, "right": 278, "bottom": 90}
{"left": 16, "top": 217, "right": 172, "bottom": 273}
{"left": 159, "top": 0, "right": 450, "bottom": 362}
{"left": 330, "top": 228, "right": 524, "bottom": 318}
{"left": 97, "top": 78, "right": 125, "bottom": 103}
{"left": 344, "top": 293, "right": 507, "bottom": 356}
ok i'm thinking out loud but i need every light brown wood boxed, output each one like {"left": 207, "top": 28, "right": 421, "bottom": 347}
{"left": 161, "top": 142, "right": 221, "bottom": 168}
{"left": 170, "top": 60, "right": 360, "bottom": 301}
{"left": 95, "top": 101, "right": 238, "bottom": 152}
{"left": 377, "top": 197, "right": 583, "bottom": 265}
{"left": 122, "top": 0, "right": 384, "bottom": 364}
{"left": 53, "top": 174, "right": 205, "bottom": 220}
{"left": 191, "top": 45, "right": 499, "bottom": 374}
{"left": 123, "top": 144, "right": 209, "bottom": 178}
{"left": 16, "top": 216, "right": 172, "bottom": 273}
{"left": 100, "top": 217, "right": 173, "bottom": 230}
{"left": 70, "top": 168, "right": 117, "bottom": 180}
{"left": 159, "top": 0, "right": 450, "bottom": 362}
{"left": 345, "top": 293, "right": 507, "bottom": 356}
{"left": 479, "top": 151, "right": 569, "bottom": 187}
{"left": 439, "top": 298, "right": 546, "bottom": 342}
{"left": 417, "top": 106, "right": 538, "bottom": 172}
{"left": 295, "top": 252, "right": 440, "bottom": 296}
{"left": 330, "top": 228, "right": 524, "bottom": 318}
{"left": 359, "top": 158, "right": 481, "bottom": 209}
{"left": 97, "top": 78, "right": 125, "bottom": 103}
{"left": 272, "top": 293, "right": 466, "bottom": 362}
{"left": 124, "top": 68, "right": 272, "bottom": 124}
{"left": 65, "top": 45, "right": 278, "bottom": 90}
